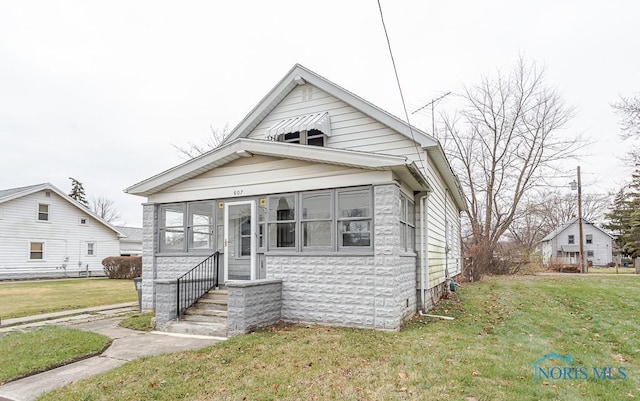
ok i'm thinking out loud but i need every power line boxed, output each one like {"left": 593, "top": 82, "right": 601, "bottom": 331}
{"left": 376, "top": 0, "right": 427, "bottom": 175}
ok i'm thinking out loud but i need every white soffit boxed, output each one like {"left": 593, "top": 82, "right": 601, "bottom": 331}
{"left": 266, "top": 112, "right": 331, "bottom": 140}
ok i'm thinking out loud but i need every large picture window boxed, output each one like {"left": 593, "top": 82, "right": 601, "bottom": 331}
{"left": 338, "top": 188, "right": 371, "bottom": 248}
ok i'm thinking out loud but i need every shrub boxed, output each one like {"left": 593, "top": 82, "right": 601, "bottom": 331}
{"left": 102, "top": 256, "right": 142, "bottom": 279}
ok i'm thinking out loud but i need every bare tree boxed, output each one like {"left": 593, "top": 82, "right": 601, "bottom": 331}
{"left": 90, "top": 196, "right": 122, "bottom": 224}
{"left": 508, "top": 191, "right": 611, "bottom": 252}
{"left": 612, "top": 95, "right": 640, "bottom": 165}
{"left": 441, "top": 58, "right": 584, "bottom": 279}
{"left": 613, "top": 95, "right": 640, "bottom": 140}
{"left": 173, "top": 124, "right": 229, "bottom": 159}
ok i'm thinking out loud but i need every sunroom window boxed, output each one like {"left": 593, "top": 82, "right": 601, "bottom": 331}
{"left": 159, "top": 204, "right": 185, "bottom": 252}
{"left": 337, "top": 189, "right": 371, "bottom": 248}
{"left": 301, "top": 191, "right": 332, "bottom": 249}
{"left": 268, "top": 195, "right": 296, "bottom": 249}
{"left": 188, "top": 202, "right": 214, "bottom": 250}
{"left": 400, "top": 195, "right": 415, "bottom": 252}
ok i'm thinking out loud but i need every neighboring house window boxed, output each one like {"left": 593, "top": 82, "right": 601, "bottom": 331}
{"left": 37, "top": 203, "right": 49, "bottom": 221}
{"left": 557, "top": 250, "right": 563, "bottom": 257}
{"left": 587, "top": 250, "right": 594, "bottom": 257}
{"left": 568, "top": 235, "right": 575, "bottom": 244}
{"left": 268, "top": 195, "right": 296, "bottom": 249}
{"left": 87, "top": 242, "right": 96, "bottom": 256}
{"left": 586, "top": 234, "right": 593, "bottom": 244}
{"left": 79, "top": 218, "right": 88, "bottom": 225}
{"left": 400, "top": 195, "right": 415, "bottom": 252}
{"left": 301, "top": 191, "right": 332, "bottom": 249}
{"left": 29, "top": 242, "right": 44, "bottom": 260}
{"left": 338, "top": 188, "right": 371, "bottom": 248}
{"left": 159, "top": 204, "right": 186, "bottom": 252}
{"left": 188, "top": 201, "right": 214, "bottom": 250}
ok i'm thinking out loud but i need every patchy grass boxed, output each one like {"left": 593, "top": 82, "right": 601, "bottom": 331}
{"left": 38, "top": 275, "right": 640, "bottom": 401}
{"left": 589, "top": 266, "right": 636, "bottom": 274}
{"left": 0, "top": 279, "right": 137, "bottom": 319}
{"left": 0, "top": 326, "right": 110, "bottom": 385}
{"left": 119, "top": 312, "right": 155, "bottom": 332}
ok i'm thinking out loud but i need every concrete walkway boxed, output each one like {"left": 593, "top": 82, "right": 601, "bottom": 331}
{"left": 0, "top": 306, "right": 225, "bottom": 401}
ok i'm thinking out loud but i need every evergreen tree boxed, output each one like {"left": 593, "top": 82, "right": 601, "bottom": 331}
{"left": 605, "top": 166, "right": 640, "bottom": 258}
{"left": 68, "top": 177, "right": 89, "bottom": 207}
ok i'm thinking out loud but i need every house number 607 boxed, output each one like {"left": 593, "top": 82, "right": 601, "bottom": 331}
{"left": 233, "top": 190, "right": 244, "bottom": 196}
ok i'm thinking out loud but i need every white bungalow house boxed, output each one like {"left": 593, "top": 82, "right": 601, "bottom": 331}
{"left": 541, "top": 218, "right": 613, "bottom": 267}
{"left": 126, "top": 64, "right": 466, "bottom": 335}
{"left": 0, "top": 183, "right": 124, "bottom": 279}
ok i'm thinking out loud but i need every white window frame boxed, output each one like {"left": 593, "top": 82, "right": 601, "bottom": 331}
{"left": 568, "top": 235, "right": 575, "bottom": 245}
{"left": 87, "top": 242, "right": 96, "bottom": 256}
{"left": 37, "top": 202, "right": 50, "bottom": 222}
{"left": 28, "top": 241, "right": 46, "bottom": 261}
{"left": 586, "top": 234, "right": 593, "bottom": 244}
{"left": 79, "top": 217, "right": 88, "bottom": 226}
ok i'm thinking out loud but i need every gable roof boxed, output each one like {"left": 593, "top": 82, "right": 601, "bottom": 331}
{"left": 0, "top": 183, "right": 124, "bottom": 237}
{"left": 125, "top": 138, "right": 431, "bottom": 197}
{"left": 222, "top": 64, "right": 439, "bottom": 148}
{"left": 127, "top": 65, "right": 467, "bottom": 210}
{"left": 541, "top": 217, "right": 613, "bottom": 242}
{"left": 116, "top": 226, "right": 143, "bottom": 242}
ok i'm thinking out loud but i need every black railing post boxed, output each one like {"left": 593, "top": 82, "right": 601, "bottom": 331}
{"left": 175, "top": 251, "right": 220, "bottom": 318}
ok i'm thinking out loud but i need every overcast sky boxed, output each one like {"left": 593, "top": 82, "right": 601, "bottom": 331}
{"left": 1, "top": 1, "right": 638, "bottom": 227}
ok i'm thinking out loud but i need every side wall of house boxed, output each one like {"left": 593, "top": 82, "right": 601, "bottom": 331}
{"left": 0, "top": 190, "right": 120, "bottom": 279}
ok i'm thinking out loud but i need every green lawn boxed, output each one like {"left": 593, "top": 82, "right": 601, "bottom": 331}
{"left": 0, "top": 278, "right": 137, "bottom": 319}
{"left": 38, "top": 275, "right": 640, "bottom": 401}
{"left": 0, "top": 326, "right": 110, "bottom": 385}
{"left": 119, "top": 312, "right": 155, "bottom": 332}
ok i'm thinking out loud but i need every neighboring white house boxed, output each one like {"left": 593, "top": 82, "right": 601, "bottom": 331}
{"left": 0, "top": 183, "right": 124, "bottom": 279}
{"left": 541, "top": 218, "right": 613, "bottom": 267}
{"left": 116, "top": 226, "right": 143, "bottom": 256}
{"left": 126, "top": 64, "right": 466, "bottom": 332}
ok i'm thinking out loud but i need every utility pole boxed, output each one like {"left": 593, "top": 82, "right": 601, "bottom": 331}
{"left": 577, "top": 166, "right": 586, "bottom": 273}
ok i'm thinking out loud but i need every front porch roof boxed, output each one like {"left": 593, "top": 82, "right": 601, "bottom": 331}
{"left": 125, "top": 138, "right": 430, "bottom": 197}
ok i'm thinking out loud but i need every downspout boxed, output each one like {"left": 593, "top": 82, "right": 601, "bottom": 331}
{"left": 445, "top": 189, "right": 450, "bottom": 281}
{"left": 419, "top": 191, "right": 430, "bottom": 312}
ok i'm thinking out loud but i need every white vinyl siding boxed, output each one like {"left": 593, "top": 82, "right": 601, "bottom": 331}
{"left": 148, "top": 155, "right": 395, "bottom": 204}
{"left": 0, "top": 190, "right": 120, "bottom": 277}
{"left": 248, "top": 84, "right": 419, "bottom": 158}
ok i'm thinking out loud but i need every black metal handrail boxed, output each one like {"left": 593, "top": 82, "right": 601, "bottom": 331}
{"left": 176, "top": 252, "right": 220, "bottom": 317}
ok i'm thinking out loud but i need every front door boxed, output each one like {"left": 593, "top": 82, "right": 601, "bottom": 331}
{"left": 224, "top": 201, "right": 256, "bottom": 281}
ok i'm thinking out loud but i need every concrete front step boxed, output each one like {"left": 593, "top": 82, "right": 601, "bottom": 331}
{"left": 194, "top": 298, "right": 227, "bottom": 311}
{"left": 183, "top": 310, "right": 227, "bottom": 324}
{"left": 165, "top": 320, "right": 227, "bottom": 337}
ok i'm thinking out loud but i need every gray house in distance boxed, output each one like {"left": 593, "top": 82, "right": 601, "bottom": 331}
{"left": 541, "top": 218, "right": 613, "bottom": 267}
{"left": 126, "top": 64, "right": 466, "bottom": 336}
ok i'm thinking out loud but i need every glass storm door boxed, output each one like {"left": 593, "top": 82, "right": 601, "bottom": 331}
{"left": 224, "top": 201, "right": 256, "bottom": 281}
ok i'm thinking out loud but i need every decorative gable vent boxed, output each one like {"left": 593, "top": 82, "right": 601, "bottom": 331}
{"left": 266, "top": 112, "right": 331, "bottom": 146}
